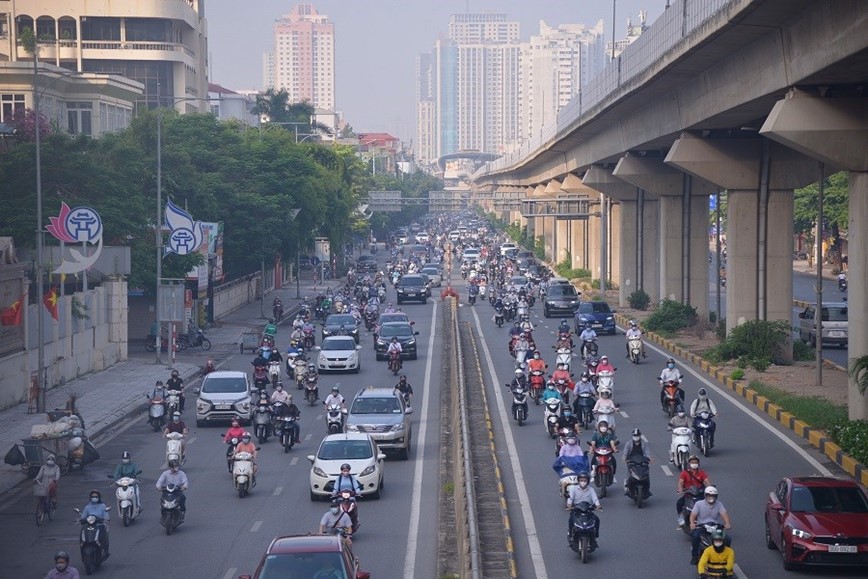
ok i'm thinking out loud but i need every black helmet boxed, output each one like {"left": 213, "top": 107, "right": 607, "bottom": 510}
{"left": 577, "top": 471, "right": 590, "bottom": 482}
{"left": 666, "top": 357, "right": 675, "bottom": 364}
{"left": 168, "top": 459, "right": 180, "bottom": 469}
{"left": 54, "top": 551, "right": 70, "bottom": 563}
{"left": 675, "top": 405, "right": 685, "bottom": 415}
{"left": 698, "top": 388, "right": 707, "bottom": 397}
{"left": 121, "top": 450, "right": 131, "bottom": 460}
{"left": 340, "top": 463, "right": 351, "bottom": 471}
{"left": 632, "top": 428, "right": 642, "bottom": 437}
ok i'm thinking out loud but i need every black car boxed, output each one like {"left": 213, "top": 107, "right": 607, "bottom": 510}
{"left": 397, "top": 275, "right": 428, "bottom": 304}
{"left": 322, "top": 313, "right": 361, "bottom": 343}
{"left": 543, "top": 283, "right": 581, "bottom": 318}
{"left": 356, "top": 255, "right": 378, "bottom": 273}
{"left": 375, "top": 322, "right": 420, "bottom": 360}
{"left": 298, "top": 255, "right": 313, "bottom": 270}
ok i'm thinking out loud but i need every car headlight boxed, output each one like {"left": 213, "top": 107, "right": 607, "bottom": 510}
{"left": 376, "top": 339, "right": 386, "bottom": 346}
{"left": 197, "top": 401, "right": 210, "bottom": 412}
{"left": 346, "top": 424, "right": 360, "bottom": 432}
{"left": 390, "top": 423, "right": 405, "bottom": 432}
{"left": 348, "top": 351, "right": 359, "bottom": 361}
{"left": 791, "top": 527, "right": 813, "bottom": 540}
{"left": 606, "top": 316, "right": 613, "bottom": 321}
{"left": 548, "top": 301, "right": 557, "bottom": 306}
{"left": 238, "top": 401, "right": 251, "bottom": 411}
{"left": 570, "top": 300, "right": 579, "bottom": 305}
{"left": 313, "top": 466, "right": 329, "bottom": 478}
{"left": 580, "top": 317, "right": 589, "bottom": 323}
{"left": 406, "top": 339, "right": 416, "bottom": 345}
{"left": 359, "top": 465, "right": 376, "bottom": 477}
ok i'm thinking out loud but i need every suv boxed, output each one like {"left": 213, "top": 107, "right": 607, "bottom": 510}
{"left": 543, "top": 283, "right": 581, "bottom": 318}
{"left": 397, "top": 274, "right": 427, "bottom": 304}
{"left": 345, "top": 387, "right": 414, "bottom": 459}
{"left": 241, "top": 534, "right": 370, "bottom": 579}
{"left": 798, "top": 302, "right": 848, "bottom": 347}
{"left": 194, "top": 371, "right": 253, "bottom": 426}
{"left": 356, "top": 254, "right": 378, "bottom": 273}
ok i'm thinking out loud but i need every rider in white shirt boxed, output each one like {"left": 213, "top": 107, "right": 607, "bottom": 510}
{"left": 624, "top": 320, "right": 646, "bottom": 358}
{"left": 387, "top": 337, "right": 403, "bottom": 356}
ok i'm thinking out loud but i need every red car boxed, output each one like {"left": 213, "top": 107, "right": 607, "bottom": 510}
{"left": 241, "top": 534, "right": 371, "bottom": 579}
{"left": 765, "top": 476, "right": 868, "bottom": 570}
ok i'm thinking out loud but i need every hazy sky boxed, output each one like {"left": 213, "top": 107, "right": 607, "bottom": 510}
{"left": 207, "top": 1, "right": 662, "bottom": 141}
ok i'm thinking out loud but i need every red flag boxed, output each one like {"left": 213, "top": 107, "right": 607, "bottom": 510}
{"left": 43, "top": 287, "right": 59, "bottom": 321}
{"left": 1, "top": 292, "right": 26, "bottom": 326}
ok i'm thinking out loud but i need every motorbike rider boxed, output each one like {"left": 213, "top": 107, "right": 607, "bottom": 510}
{"left": 588, "top": 420, "right": 618, "bottom": 476}
{"left": 689, "top": 388, "right": 719, "bottom": 448}
{"left": 572, "top": 373, "right": 596, "bottom": 412}
{"left": 527, "top": 351, "right": 548, "bottom": 375}
{"left": 510, "top": 368, "right": 529, "bottom": 390}
{"left": 264, "top": 319, "right": 278, "bottom": 338}
{"left": 387, "top": 336, "right": 403, "bottom": 358}
{"left": 164, "top": 412, "right": 189, "bottom": 458}
{"left": 689, "top": 486, "right": 732, "bottom": 565}
{"left": 323, "top": 385, "right": 346, "bottom": 410}
{"left": 252, "top": 350, "right": 269, "bottom": 371}
{"left": 272, "top": 296, "right": 283, "bottom": 318}
{"left": 557, "top": 318, "right": 572, "bottom": 335}
{"left": 667, "top": 405, "right": 692, "bottom": 463}
{"left": 332, "top": 463, "right": 364, "bottom": 495}
{"left": 44, "top": 551, "right": 80, "bottom": 579}
{"left": 698, "top": 529, "right": 735, "bottom": 578}
{"left": 79, "top": 490, "right": 110, "bottom": 559}
{"left": 155, "top": 460, "right": 188, "bottom": 517}
{"left": 270, "top": 382, "right": 291, "bottom": 405}
{"left": 660, "top": 378, "right": 687, "bottom": 412}
{"left": 594, "top": 355, "right": 616, "bottom": 375}
{"left": 508, "top": 320, "right": 523, "bottom": 339}
{"left": 624, "top": 320, "right": 646, "bottom": 358}
{"left": 166, "top": 369, "right": 185, "bottom": 413}
{"left": 265, "top": 346, "right": 283, "bottom": 367}
{"left": 224, "top": 418, "right": 246, "bottom": 444}
{"left": 151, "top": 380, "right": 168, "bottom": 401}
{"left": 513, "top": 333, "right": 531, "bottom": 364}
{"left": 285, "top": 340, "right": 303, "bottom": 375}
{"left": 566, "top": 471, "right": 602, "bottom": 549}
{"left": 542, "top": 382, "right": 563, "bottom": 404}
{"left": 579, "top": 325, "right": 598, "bottom": 358}
{"left": 274, "top": 393, "right": 302, "bottom": 444}
{"left": 838, "top": 271, "right": 847, "bottom": 291}
{"left": 556, "top": 407, "right": 581, "bottom": 436}
{"left": 112, "top": 451, "right": 142, "bottom": 512}
{"left": 592, "top": 387, "right": 617, "bottom": 430}
{"left": 676, "top": 456, "right": 713, "bottom": 528}
{"left": 320, "top": 497, "right": 354, "bottom": 536}
{"left": 394, "top": 375, "right": 414, "bottom": 406}
{"left": 622, "top": 428, "right": 653, "bottom": 495}
{"left": 232, "top": 432, "right": 258, "bottom": 484}
{"left": 659, "top": 358, "right": 684, "bottom": 406}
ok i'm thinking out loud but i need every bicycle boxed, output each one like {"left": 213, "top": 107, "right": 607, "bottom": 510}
{"left": 35, "top": 480, "right": 58, "bottom": 526}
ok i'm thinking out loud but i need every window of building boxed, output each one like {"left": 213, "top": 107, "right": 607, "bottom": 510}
{"left": 0, "top": 94, "right": 25, "bottom": 123}
{"left": 125, "top": 18, "right": 172, "bottom": 42}
{"left": 67, "top": 102, "right": 92, "bottom": 136}
{"left": 81, "top": 17, "right": 121, "bottom": 41}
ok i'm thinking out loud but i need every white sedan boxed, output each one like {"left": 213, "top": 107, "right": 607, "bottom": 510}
{"left": 308, "top": 433, "right": 386, "bottom": 500}
{"left": 316, "top": 336, "right": 361, "bottom": 373}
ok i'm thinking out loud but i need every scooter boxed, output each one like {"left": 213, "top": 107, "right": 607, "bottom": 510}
{"left": 596, "top": 370, "right": 615, "bottom": 392}
{"left": 326, "top": 404, "right": 345, "bottom": 434}
{"left": 159, "top": 483, "right": 184, "bottom": 535}
{"left": 544, "top": 398, "right": 563, "bottom": 438}
{"left": 268, "top": 360, "right": 281, "bottom": 389}
{"left": 165, "top": 391, "right": 181, "bottom": 416}
{"left": 669, "top": 426, "right": 693, "bottom": 471}
{"left": 679, "top": 486, "right": 704, "bottom": 535}
{"left": 555, "top": 346, "right": 572, "bottom": 367}
{"left": 279, "top": 415, "right": 297, "bottom": 453}
{"left": 336, "top": 489, "right": 360, "bottom": 534}
{"left": 232, "top": 451, "right": 255, "bottom": 498}
{"left": 693, "top": 411, "right": 716, "bottom": 456}
{"left": 74, "top": 507, "right": 110, "bottom": 574}
{"left": 294, "top": 357, "right": 308, "bottom": 390}
{"left": 164, "top": 431, "right": 185, "bottom": 466}
{"left": 494, "top": 305, "right": 505, "bottom": 327}
{"left": 253, "top": 366, "right": 269, "bottom": 395}
{"left": 515, "top": 347, "right": 529, "bottom": 370}
{"left": 107, "top": 472, "right": 141, "bottom": 527}
{"left": 581, "top": 339, "right": 598, "bottom": 360}
{"left": 628, "top": 337, "right": 642, "bottom": 364}
{"left": 253, "top": 402, "right": 272, "bottom": 444}
{"left": 568, "top": 501, "right": 598, "bottom": 563}
{"left": 625, "top": 459, "right": 651, "bottom": 508}
{"left": 508, "top": 384, "right": 528, "bottom": 426}
{"left": 661, "top": 382, "right": 683, "bottom": 418}
{"left": 529, "top": 370, "right": 546, "bottom": 404}
{"left": 146, "top": 394, "right": 166, "bottom": 432}
{"left": 594, "top": 404, "right": 617, "bottom": 432}
{"left": 305, "top": 374, "right": 319, "bottom": 406}
{"left": 576, "top": 392, "right": 595, "bottom": 430}
{"left": 592, "top": 447, "right": 615, "bottom": 498}
{"left": 388, "top": 351, "right": 403, "bottom": 375}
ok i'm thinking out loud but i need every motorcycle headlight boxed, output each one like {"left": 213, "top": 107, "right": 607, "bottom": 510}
{"left": 360, "top": 465, "right": 376, "bottom": 477}
{"left": 313, "top": 466, "right": 329, "bottom": 478}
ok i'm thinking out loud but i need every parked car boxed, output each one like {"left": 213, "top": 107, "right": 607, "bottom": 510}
{"left": 194, "top": 371, "right": 253, "bottom": 427}
{"left": 765, "top": 476, "right": 868, "bottom": 570}
{"left": 543, "top": 283, "right": 581, "bottom": 318}
{"left": 308, "top": 433, "right": 385, "bottom": 500}
{"left": 316, "top": 336, "right": 361, "bottom": 373}
{"left": 375, "top": 322, "right": 419, "bottom": 360}
{"left": 798, "top": 302, "right": 848, "bottom": 348}
{"left": 240, "top": 534, "right": 370, "bottom": 579}
{"left": 575, "top": 301, "right": 616, "bottom": 334}
{"left": 345, "top": 387, "right": 414, "bottom": 460}
{"left": 396, "top": 275, "right": 427, "bottom": 304}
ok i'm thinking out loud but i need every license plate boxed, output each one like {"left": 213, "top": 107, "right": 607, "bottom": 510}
{"left": 215, "top": 404, "right": 231, "bottom": 410}
{"left": 406, "top": 293, "right": 416, "bottom": 297}
{"left": 592, "top": 323, "right": 602, "bottom": 328}
{"left": 829, "top": 331, "right": 845, "bottom": 337}
{"left": 828, "top": 545, "right": 857, "bottom": 553}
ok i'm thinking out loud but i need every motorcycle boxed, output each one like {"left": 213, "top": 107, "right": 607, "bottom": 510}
{"left": 693, "top": 411, "right": 716, "bottom": 456}
{"left": 505, "top": 303, "right": 517, "bottom": 322}
{"left": 594, "top": 403, "right": 617, "bottom": 432}
{"left": 108, "top": 472, "right": 141, "bottom": 527}
{"left": 159, "top": 483, "right": 184, "bottom": 535}
{"left": 494, "top": 305, "right": 505, "bottom": 328}
{"left": 679, "top": 486, "right": 704, "bottom": 536}
{"left": 253, "top": 402, "right": 272, "bottom": 444}
{"left": 74, "top": 507, "right": 110, "bottom": 574}
{"left": 326, "top": 404, "right": 345, "bottom": 434}
{"left": 592, "top": 447, "right": 615, "bottom": 498}
{"left": 253, "top": 366, "right": 269, "bottom": 395}
{"left": 294, "top": 357, "right": 308, "bottom": 390}
{"left": 508, "top": 384, "right": 528, "bottom": 426}
{"left": 165, "top": 432, "right": 185, "bottom": 465}
{"left": 305, "top": 373, "right": 319, "bottom": 406}
{"left": 554, "top": 378, "right": 572, "bottom": 408}
{"left": 179, "top": 326, "right": 211, "bottom": 351}
{"left": 839, "top": 278, "right": 847, "bottom": 292}
{"left": 146, "top": 394, "right": 166, "bottom": 432}
{"left": 555, "top": 346, "right": 572, "bottom": 368}
{"left": 335, "top": 489, "right": 360, "bottom": 534}
{"left": 568, "top": 501, "right": 598, "bottom": 563}
{"left": 277, "top": 414, "right": 297, "bottom": 453}
{"left": 514, "top": 347, "right": 529, "bottom": 370}
{"left": 165, "top": 391, "right": 181, "bottom": 416}
{"left": 273, "top": 303, "right": 284, "bottom": 322}
{"left": 628, "top": 337, "right": 642, "bottom": 364}
{"left": 268, "top": 361, "right": 281, "bottom": 389}
{"left": 661, "top": 382, "right": 683, "bottom": 418}
{"left": 544, "top": 398, "right": 563, "bottom": 438}
{"left": 364, "top": 310, "right": 377, "bottom": 331}
{"left": 529, "top": 370, "right": 546, "bottom": 405}
{"left": 388, "top": 350, "right": 403, "bottom": 375}
{"left": 581, "top": 339, "right": 598, "bottom": 360}
{"left": 584, "top": 356, "right": 600, "bottom": 386}
{"left": 669, "top": 426, "right": 693, "bottom": 471}
{"left": 468, "top": 286, "right": 478, "bottom": 305}
{"left": 232, "top": 451, "right": 255, "bottom": 498}
{"left": 596, "top": 370, "right": 615, "bottom": 392}
{"left": 625, "top": 459, "right": 651, "bottom": 508}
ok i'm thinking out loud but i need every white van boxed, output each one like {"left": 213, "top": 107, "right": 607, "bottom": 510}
{"left": 798, "top": 302, "right": 848, "bottom": 347}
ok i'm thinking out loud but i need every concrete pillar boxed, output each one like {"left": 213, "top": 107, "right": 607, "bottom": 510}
{"left": 609, "top": 202, "right": 621, "bottom": 297}
{"left": 659, "top": 195, "right": 683, "bottom": 302}
{"left": 642, "top": 198, "right": 661, "bottom": 304}
{"left": 556, "top": 219, "right": 570, "bottom": 265}
{"left": 619, "top": 200, "right": 638, "bottom": 307}
{"left": 848, "top": 172, "right": 868, "bottom": 419}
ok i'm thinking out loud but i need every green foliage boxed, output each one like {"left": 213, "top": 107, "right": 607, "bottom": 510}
{"left": 715, "top": 319, "right": 727, "bottom": 342}
{"left": 19, "top": 28, "right": 36, "bottom": 54}
{"left": 643, "top": 299, "right": 698, "bottom": 335}
{"left": 793, "top": 172, "right": 848, "bottom": 235}
{"left": 627, "top": 289, "right": 650, "bottom": 310}
{"left": 533, "top": 235, "right": 545, "bottom": 260}
{"left": 706, "top": 319, "right": 791, "bottom": 366}
{"left": 828, "top": 420, "right": 868, "bottom": 465}
{"left": 554, "top": 252, "right": 592, "bottom": 279}
{"left": 792, "top": 340, "right": 814, "bottom": 362}
{"left": 849, "top": 355, "right": 868, "bottom": 395}
{"left": 748, "top": 381, "right": 847, "bottom": 432}
{"left": 730, "top": 369, "right": 745, "bottom": 381}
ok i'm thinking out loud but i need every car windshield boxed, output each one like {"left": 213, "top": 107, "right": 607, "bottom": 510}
{"left": 326, "top": 315, "right": 356, "bottom": 326}
{"left": 379, "top": 314, "right": 409, "bottom": 324}
{"left": 579, "top": 302, "right": 611, "bottom": 314}
{"left": 548, "top": 285, "right": 577, "bottom": 297}
{"left": 323, "top": 339, "right": 356, "bottom": 351}
{"left": 381, "top": 325, "right": 413, "bottom": 338}
{"left": 421, "top": 268, "right": 438, "bottom": 276}
{"left": 358, "top": 256, "right": 375, "bottom": 262}
{"left": 318, "top": 440, "right": 373, "bottom": 460}
{"left": 401, "top": 278, "right": 424, "bottom": 287}
{"left": 790, "top": 485, "right": 868, "bottom": 513}
{"left": 259, "top": 552, "right": 348, "bottom": 578}
{"left": 202, "top": 377, "right": 247, "bottom": 394}
{"left": 351, "top": 397, "right": 402, "bottom": 415}
{"left": 820, "top": 307, "right": 847, "bottom": 321}
{"left": 511, "top": 277, "right": 528, "bottom": 285}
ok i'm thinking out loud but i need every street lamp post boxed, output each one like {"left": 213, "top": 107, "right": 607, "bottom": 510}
{"left": 33, "top": 40, "right": 46, "bottom": 412}
{"left": 288, "top": 208, "right": 301, "bottom": 298}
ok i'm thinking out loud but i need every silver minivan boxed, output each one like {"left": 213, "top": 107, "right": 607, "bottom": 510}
{"left": 798, "top": 302, "right": 848, "bottom": 347}
{"left": 194, "top": 370, "right": 253, "bottom": 426}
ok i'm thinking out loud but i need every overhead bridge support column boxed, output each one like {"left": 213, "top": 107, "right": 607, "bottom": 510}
{"left": 760, "top": 90, "right": 868, "bottom": 419}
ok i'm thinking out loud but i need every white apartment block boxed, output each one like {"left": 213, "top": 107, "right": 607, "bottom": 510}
{"left": 265, "top": 3, "right": 334, "bottom": 111}
{"left": 0, "top": 0, "right": 209, "bottom": 112}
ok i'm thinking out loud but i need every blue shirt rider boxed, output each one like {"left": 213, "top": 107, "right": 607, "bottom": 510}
{"left": 542, "top": 384, "right": 563, "bottom": 403}
{"left": 332, "top": 464, "right": 363, "bottom": 495}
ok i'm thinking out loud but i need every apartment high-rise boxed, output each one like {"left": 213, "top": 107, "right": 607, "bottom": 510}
{"left": 264, "top": 3, "right": 335, "bottom": 111}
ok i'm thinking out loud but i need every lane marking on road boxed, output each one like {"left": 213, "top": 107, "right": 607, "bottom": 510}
{"left": 471, "top": 307, "right": 548, "bottom": 579}
{"left": 642, "top": 337, "right": 833, "bottom": 476}
{"left": 222, "top": 568, "right": 237, "bottom": 579}
{"left": 290, "top": 457, "right": 299, "bottom": 466}
{"left": 641, "top": 434, "right": 648, "bottom": 442}
{"left": 250, "top": 520, "right": 263, "bottom": 532}
{"left": 734, "top": 563, "right": 749, "bottom": 579}
{"left": 273, "top": 486, "right": 283, "bottom": 496}
{"left": 304, "top": 433, "right": 312, "bottom": 441}
{"left": 186, "top": 436, "right": 196, "bottom": 445}
{"left": 619, "top": 410, "right": 630, "bottom": 418}
{"left": 403, "top": 301, "right": 438, "bottom": 579}
{"left": 661, "top": 465, "right": 674, "bottom": 477}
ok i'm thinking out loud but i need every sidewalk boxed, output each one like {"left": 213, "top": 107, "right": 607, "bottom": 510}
{"left": 791, "top": 258, "right": 840, "bottom": 281}
{"left": 0, "top": 273, "right": 342, "bottom": 497}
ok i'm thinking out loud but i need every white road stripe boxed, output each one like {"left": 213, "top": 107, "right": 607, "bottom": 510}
{"left": 403, "top": 301, "right": 438, "bottom": 578}
{"left": 734, "top": 563, "right": 749, "bottom": 579}
{"left": 304, "top": 433, "right": 312, "bottom": 440}
{"left": 250, "top": 520, "right": 262, "bottom": 532}
{"left": 186, "top": 436, "right": 196, "bottom": 445}
{"left": 619, "top": 410, "right": 630, "bottom": 418}
{"left": 273, "top": 486, "right": 283, "bottom": 496}
{"left": 290, "top": 457, "right": 298, "bottom": 466}
{"left": 661, "top": 465, "right": 674, "bottom": 477}
{"left": 222, "top": 569, "right": 237, "bottom": 579}
{"left": 640, "top": 434, "right": 648, "bottom": 442}
{"left": 471, "top": 307, "right": 548, "bottom": 579}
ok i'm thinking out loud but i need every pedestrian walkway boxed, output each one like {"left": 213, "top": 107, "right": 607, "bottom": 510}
{"left": 792, "top": 259, "right": 840, "bottom": 280}
{"left": 0, "top": 274, "right": 342, "bottom": 497}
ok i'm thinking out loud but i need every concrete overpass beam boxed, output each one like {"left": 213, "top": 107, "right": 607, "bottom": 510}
{"left": 760, "top": 92, "right": 868, "bottom": 420}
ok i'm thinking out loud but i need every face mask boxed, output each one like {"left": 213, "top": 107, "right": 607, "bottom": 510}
{"left": 667, "top": 363, "right": 675, "bottom": 369}
{"left": 56, "top": 563, "right": 68, "bottom": 572}
{"left": 689, "top": 463, "right": 699, "bottom": 470}
{"left": 632, "top": 436, "right": 641, "bottom": 442}
{"left": 330, "top": 507, "right": 340, "bottom": 515}
{"left": 173, "top": 417, "right": 180, "bottom": 422}
{"left": 46, "top": 460, "right": 56, "bottom": 466}
{"left": 122, "top": 459, "right": 130, "bottom": 464}
{"left": 713, "top": 543, "right": 725, "bottom": 553}
{"left": 579, "top": 481, "right": 588, "bottom": 488}
{"left": 90, "top": 497, "right": 99, "bottom": 503}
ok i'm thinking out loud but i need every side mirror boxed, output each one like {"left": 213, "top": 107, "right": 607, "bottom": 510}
{"left": 307, "top": 455, "right": 316, "bottom": 463}
{"left": 356, "top": 345, "right": 362, "bottom": 350}
{"left": 797, "top": 312, "right": 805, "bottom": 319}
{"left": 107, "top": 474, "right": 115, "bottom": 479}
{"left": 193, "top": 388, "right": 200, "bottom": 394}
{"left": 410, "top": 321, "right": 415, "bottom": 325}
{"left": 315, "top": 346, "right": 322, "bottom": 351}
{"left": 768, "top": 492, "right": 783, "bottom": 511}
{"left": 405, "top": 407, "right": 414, "bottom": 415}
{"left": 377, "top": 453, "right": 386, "bottom": 461}
{"left": 357, "top": 571, "right": 371, "bottom": 579}
{"left": 414, "top": 331, "right": 420, "bottom": 336}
